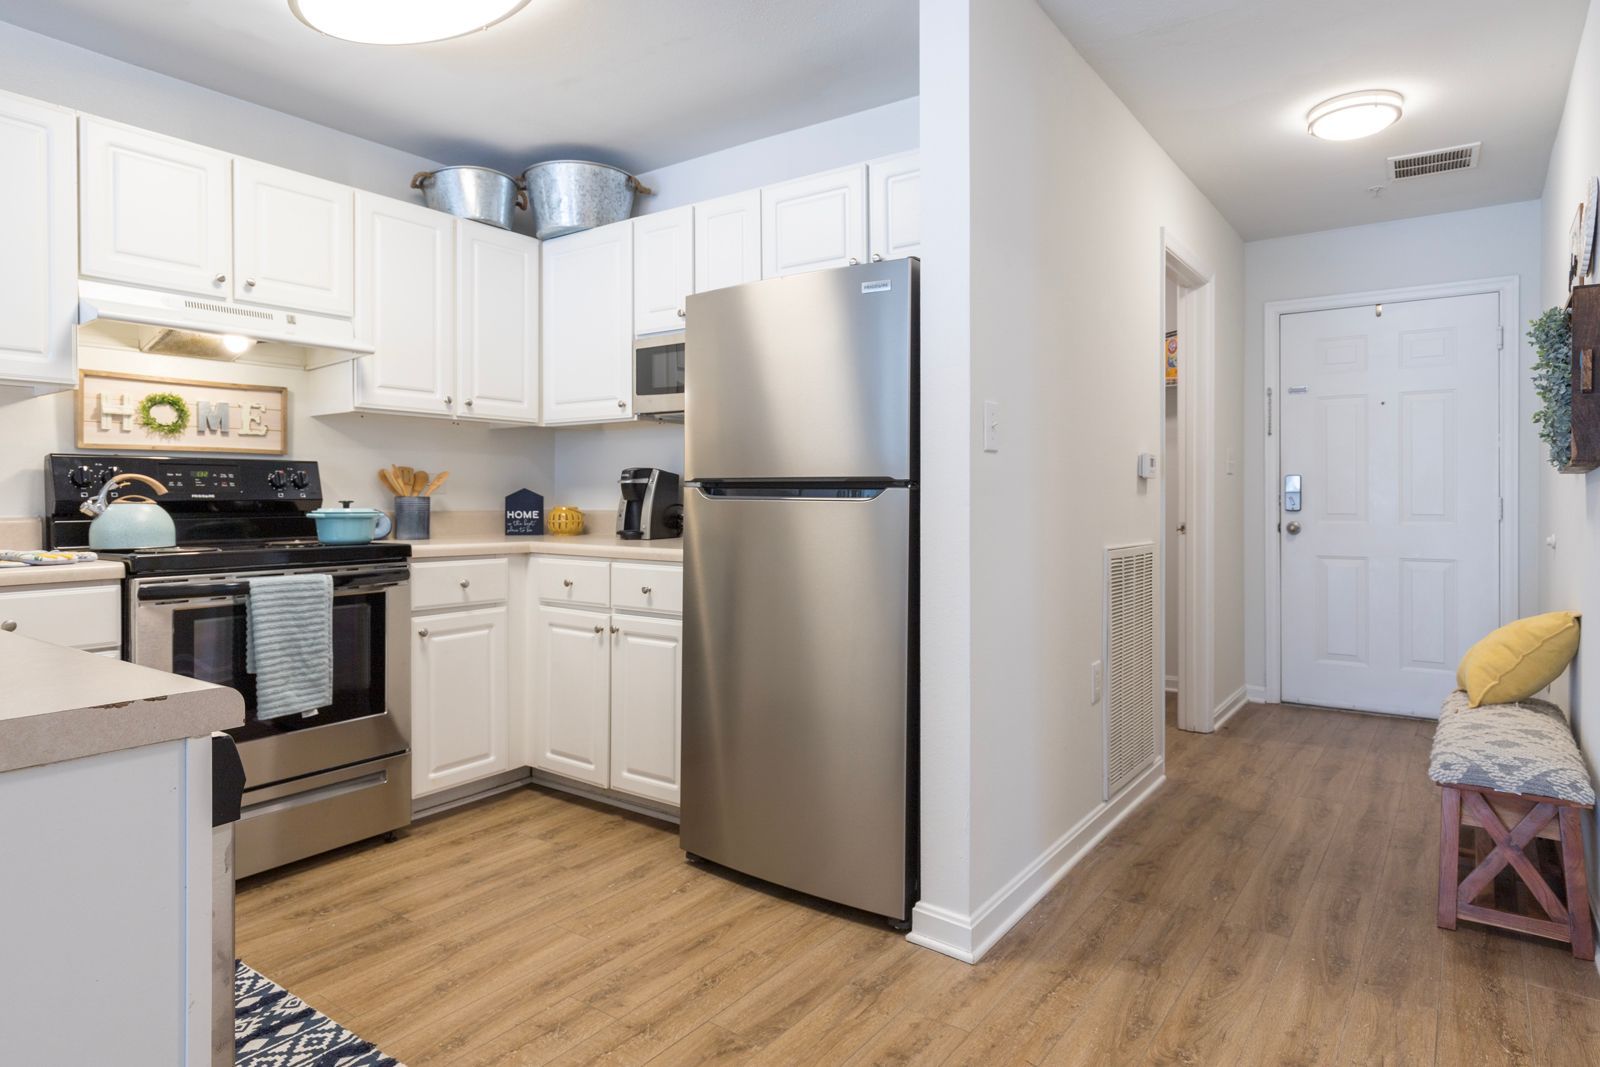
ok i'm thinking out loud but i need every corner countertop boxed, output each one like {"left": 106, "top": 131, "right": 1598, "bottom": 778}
{"left": 0, "top": 632, "right": 244, "bottom": 774}
{"left": 0, "top": 560, "right": 127, "bottom": 589}
{"left": 401, "top": 532, "right": 683, "bottom": 564}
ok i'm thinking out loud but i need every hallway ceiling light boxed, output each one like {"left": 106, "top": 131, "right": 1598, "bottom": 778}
{"left": 289, "top": 0, "right": 530, "bottom": 45}
{"left": 1306, "top": 90, "right": 1404, "bottom": 141}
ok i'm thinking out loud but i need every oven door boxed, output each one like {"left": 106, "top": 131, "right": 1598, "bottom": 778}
{"left": 634, "top": 331, "right": 686, "bottom": 415}
{"left": 128, "top": 565, "right": 411, "bottom": 789}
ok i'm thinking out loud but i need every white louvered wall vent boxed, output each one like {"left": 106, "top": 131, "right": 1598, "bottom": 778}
{"left": 1388, "top": 142, "right": 1481, "bottom": 181}
{"left": 1104, "top": 542, "right": 1158, "bottom": 801}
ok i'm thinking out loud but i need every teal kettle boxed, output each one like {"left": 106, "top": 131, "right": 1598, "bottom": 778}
{"left": 79, "top": 473, "right": 177, "bottom": 550}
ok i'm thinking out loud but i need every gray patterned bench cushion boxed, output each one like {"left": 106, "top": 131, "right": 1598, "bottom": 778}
{"left": 1429, "top": 690, "right": 1595, "bottom": 806}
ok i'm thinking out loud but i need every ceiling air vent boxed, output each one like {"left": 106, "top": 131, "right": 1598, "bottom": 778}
{"left": 1389, "top": 142, "right": 1481, "bottom": 181}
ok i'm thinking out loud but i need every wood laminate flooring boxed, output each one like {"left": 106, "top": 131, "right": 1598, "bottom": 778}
{"left": 237, "top": 701, "right": 1600, "bottom": 1065}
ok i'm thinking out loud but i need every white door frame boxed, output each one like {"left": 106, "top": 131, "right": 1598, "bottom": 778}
{"left": 1162, "top": 229, "right": 1217, "bottom": 733}
{"left": 1261, "top": 276, "right": 1521, "bottom": 706}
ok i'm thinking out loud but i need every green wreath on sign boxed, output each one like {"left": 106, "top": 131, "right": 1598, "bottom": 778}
{"left": 136, "top": 392, "right": 190, "bottom": 439}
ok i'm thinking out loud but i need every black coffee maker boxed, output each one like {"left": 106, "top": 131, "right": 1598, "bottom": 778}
{"left": 616, "top": 468, "right": 683, "bottom": 540}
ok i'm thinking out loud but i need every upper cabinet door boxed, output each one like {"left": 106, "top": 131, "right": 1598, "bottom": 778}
{"left": 868, "top": 152, "right": 921, "bottom": 262}
{"left": 541, "top": 219, "right": 634, "bottom": 424}
{"left": 457, "top": 221, "right": 540, "bottom": 424}
{"left": 352, "top": 193, "right": 456, "bottom": 416}
{"left": 633, "top": 206, "right": 694, "bottom": 335}
{"left": 0, "top": 92, "right": 76, "bottom": 388}
{"left": 79, "top": 118, "right": 231, "bottom": 298}
{"left": 233, "top": 159, "right": 355, "bottom": 316}
{"left": 693, "top": 190, "right": 761, "bottom": 294}
{"left": 760, "top": 164, "right": 867, "bottom": 278}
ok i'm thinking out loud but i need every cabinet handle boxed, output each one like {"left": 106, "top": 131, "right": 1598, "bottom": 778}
{"left": 616, "top": 400, "right": 626, "bottom": 409}
{"left": 417, "top": 628, "right": 429, "bottom": 638}
{"left": 213, "top": 273, "right": 227, "bottom": 285}
{"left": 244, "top": 278, "right": 257, "bottom": 288}
{"left": 609, "top": 625, "right": 619, "bottom": 635}
{"left": 0, "top": 620, "right": 16, "bottom": 632}
{"left": 444, "top": 395, "right": 453, "bottom": 405}
{"left": 871, "top": 253, "right": 884, "bottom": 263}
{"left": 465, "top": 399, "right": 474, "bottom": 408}
{"left": 641, "top": 586, "right": 652, "bottom": 596}
{"left": 562, "top": 578, "right": 574, "bottom": 588}
{"left": 459, "top": 578, "right": 470, "bottom": 589}
{"left": 848, "top": 257, "right": 860, "bottom": 266}
{"left": 676, "top": 308, "right": 686, "bottom": 318}
{"left": 593, "top": 624, "right": 605, "bottom": 634}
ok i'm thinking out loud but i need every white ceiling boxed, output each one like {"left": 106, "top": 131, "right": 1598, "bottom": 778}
{"left": 0, "top": 0, "right": 918, "bottom": 176}
{"left": 1039, "top": 0, "right": 1589, "bottom": 240}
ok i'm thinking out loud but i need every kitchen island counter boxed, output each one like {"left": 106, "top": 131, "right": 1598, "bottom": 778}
{"left": 0, "top": 559, "right": 126, "bottom": 588}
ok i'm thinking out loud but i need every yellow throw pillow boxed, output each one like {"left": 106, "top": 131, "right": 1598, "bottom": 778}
{"left": 1456, "top": 612, "right": 1580, "bottom": 707}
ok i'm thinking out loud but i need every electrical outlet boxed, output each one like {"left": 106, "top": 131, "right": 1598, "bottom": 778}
{"left": 982, "top": 400, "right": 1000, "bottom": 453}
{"left": 1091, "top": 659, "right": 1103, "bottom": 705}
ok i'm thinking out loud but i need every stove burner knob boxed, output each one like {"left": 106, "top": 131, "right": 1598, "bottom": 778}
{"left": 290, "top": 469, "right": 311, "bottom": 490}
{"left": 67, "top": 465, "right": 95, "bottom": 489}
{"left": 266, "top": 469, "right": 288, "bottom": 490}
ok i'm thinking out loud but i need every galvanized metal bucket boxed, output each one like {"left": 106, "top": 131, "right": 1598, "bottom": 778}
{"left": 410, "top": 166, "right": 526, "bottom": 230}
{"left": 521, "top": 160, "right": 654, "bottom": 240}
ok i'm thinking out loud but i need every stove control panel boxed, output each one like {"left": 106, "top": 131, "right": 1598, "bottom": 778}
{"left": 45, "top": 454, "right": 324, "bottom": 512}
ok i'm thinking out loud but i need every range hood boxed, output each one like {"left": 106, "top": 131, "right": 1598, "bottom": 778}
{"left": 78, "top": 279, "right": 374, "bottom": 365}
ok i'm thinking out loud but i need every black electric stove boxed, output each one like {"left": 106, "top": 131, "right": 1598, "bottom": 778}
{"left": 45, "top": 453, "right": 410, "bottom": 574}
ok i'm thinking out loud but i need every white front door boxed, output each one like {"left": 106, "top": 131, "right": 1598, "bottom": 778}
{"left": 1278, "top": 293, "right": 1502, "bottom": 716}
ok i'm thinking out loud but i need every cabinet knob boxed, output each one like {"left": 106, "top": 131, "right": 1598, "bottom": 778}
{"left": 444, "top": 396, "right": 453, "bottom": 405}
{"left": 593, "top": 624, "right": 605, "bottom": 634}
{"left": 417, "top": 628, "right": 429, "bottom": 638}
{"left": 459, "top": 578, "right": 470, "bottom": 589}
{"left": 848, "top": 257, "right": 860, "bottom": 265}
{"left": 677, "top": 308, "right": 686, "bottom": 318}
{"left": 244, "top": 278, "right": 257, "bottom": 288}
{"left": 213, "top": 273, "right": 227, "bottom": 285}
{"left": 465, "top": 399, "right": 474, "bottom": 407}
{"left": 617, "top": 400, "right": 626, "bottom": 409}
{"left": 871, "top": 253, "right": 884, "bottom": 263}
{"left": 1, "top": 620, "right": 16, "bottom": 632}
{"left": 641, "top": 586, "right": 652, "bottom": 596}
{"left": 562, "top": 578, "right": 574, "bottom": 588}
{"left": 609, "top": 625, "right": 619, "bottom": 634}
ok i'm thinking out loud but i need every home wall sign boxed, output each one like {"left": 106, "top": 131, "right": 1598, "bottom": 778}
{"left": 77, "top": 371, "right": 287, "bottom": 455}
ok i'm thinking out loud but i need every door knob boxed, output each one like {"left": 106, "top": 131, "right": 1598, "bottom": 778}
{"left": 1286, "top": 521, "right": 1302, "bottom": 535}
{"left": 417, "top": 628, "right": 429, "bottom": 638}
{"left": 1, "top": 620, "right": 16, "bottom": 632}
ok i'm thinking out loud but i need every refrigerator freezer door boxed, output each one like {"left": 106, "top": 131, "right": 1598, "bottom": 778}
{"left": 681, "top": 486, "right": 911, "bottom": 919}
{"left": 684, "top": 259, "right": 915, "bottom": 482}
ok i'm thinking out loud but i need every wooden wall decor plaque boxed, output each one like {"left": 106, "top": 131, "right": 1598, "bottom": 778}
{"left": 76, "top": 371, "right": 288, "bottom": 455}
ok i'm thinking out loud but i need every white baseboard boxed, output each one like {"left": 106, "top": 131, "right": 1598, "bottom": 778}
{"left": 907, "top": 761, "right": 1166, "bottom": 964}
{"left": 1164, "top": 674, "right": 1179, "bottom": 694}
{"left": 1245, "top": 684, "right": 1267, "bottom": 704}
{"left": 1212, "top": 686, "right": 1248, "bottom": 729}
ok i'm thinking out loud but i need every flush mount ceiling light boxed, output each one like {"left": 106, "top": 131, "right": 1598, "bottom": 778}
{"left": 1306, "top": 89, "right": 1404, "bottom": 141}
{"left": 289, "top": 0, "right": 530, "bottom": 45}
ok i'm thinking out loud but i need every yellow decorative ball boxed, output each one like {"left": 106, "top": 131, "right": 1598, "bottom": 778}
{"left": 546, "top": 506, "right": 585, "bottom": 535}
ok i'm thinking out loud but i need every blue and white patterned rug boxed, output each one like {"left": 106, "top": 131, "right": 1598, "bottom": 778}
{"left": 236, "top": 961, "right": 403, "bottom": 1066}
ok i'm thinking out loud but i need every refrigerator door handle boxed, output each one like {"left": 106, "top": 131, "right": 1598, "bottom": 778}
{"left": 691, "top": 485, "right": 892, "bottom": 502}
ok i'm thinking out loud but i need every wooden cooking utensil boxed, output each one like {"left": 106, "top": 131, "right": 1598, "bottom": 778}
{"left": 398, "top": 466, "right": 415, "bottom": 489}
{"left": 379, "top": 468, "right": 406, "bottom": 496}
{"left": 411, "top": 471, "right": 428, "bottom": 496}
{"left": 422, "top": 471, "right": 450, "bottom": 497}
{"left": 389, "top": 465, "right": 410, "bottom": 495}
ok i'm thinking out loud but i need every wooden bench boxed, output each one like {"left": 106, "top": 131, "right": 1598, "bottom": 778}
{"left": 1429, "top": 691, "right": 1595, "bottom": 960}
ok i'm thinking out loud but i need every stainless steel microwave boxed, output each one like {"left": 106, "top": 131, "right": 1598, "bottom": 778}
{"left": 634, "top": 331, "right": 685, "bottom": 417}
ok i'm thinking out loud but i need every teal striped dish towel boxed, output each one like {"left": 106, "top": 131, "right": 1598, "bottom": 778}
{"left": 246, "top": 573, "right": 334, "bottom": 720}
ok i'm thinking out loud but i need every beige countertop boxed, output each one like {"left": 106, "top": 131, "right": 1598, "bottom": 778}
{"left": 0, "top": 632, "right": 244, "bottom": 773}
{"left": 402, "top": 532, "right": 682, "bottom": 563}
{"left": 0, "top": 560, "right": 127, "bottom": 589}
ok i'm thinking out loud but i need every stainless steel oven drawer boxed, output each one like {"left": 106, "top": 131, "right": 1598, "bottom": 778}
{"left": 235, "top": 752, "right": 410, "bottom": 878}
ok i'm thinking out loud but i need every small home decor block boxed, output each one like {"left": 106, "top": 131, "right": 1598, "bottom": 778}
{"left": 505, "top": 489, "right": 545, "bottom": 536}
{"left": 77, "top": 370, "right": 287, "bottom": 455}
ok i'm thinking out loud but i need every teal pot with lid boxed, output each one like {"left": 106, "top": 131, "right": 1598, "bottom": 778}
{"left": 307, "top": 501, "right": 392, "bottom": 545}
{"left": 79, "top": 473, "right": 177, "bottom": 550}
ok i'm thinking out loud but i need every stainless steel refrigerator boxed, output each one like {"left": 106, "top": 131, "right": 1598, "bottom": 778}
{"left": 681, "top": 258, "right": 918, "bottom": 923}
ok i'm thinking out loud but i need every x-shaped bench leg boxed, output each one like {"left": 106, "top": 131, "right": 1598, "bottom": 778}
{"left": 1457, "top": 792, "right": 1567, "bottom": 923}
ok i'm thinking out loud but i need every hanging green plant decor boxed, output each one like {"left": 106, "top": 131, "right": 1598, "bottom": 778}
{"left": 136, "top": 391, "right": 191, "bottom": 439}
{"left": 1530, "top": 307, "right": 1573, "bottom": 468}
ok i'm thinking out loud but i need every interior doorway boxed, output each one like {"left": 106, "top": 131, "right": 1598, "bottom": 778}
{"left": 1163, "top": 271, "right": 1182, "bottom": 724}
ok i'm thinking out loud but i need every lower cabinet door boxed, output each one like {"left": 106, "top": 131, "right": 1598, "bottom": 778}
{"left": 609, "top": 614, "right": 683, "bottom": 806}
{"left": 411, "top": 605, "right": 509, "bottom": 797}
{"left": 531, "top": 605, "right": 612, "bottom": 787}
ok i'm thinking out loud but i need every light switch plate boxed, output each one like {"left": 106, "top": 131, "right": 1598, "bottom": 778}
{"left": 982, "top": 400, "right": 1000, "bottom": 453}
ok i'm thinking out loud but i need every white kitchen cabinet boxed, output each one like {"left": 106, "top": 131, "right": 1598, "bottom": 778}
{"left": 609, "top": 614, "right": 682, "bottom": 806}
{"left": 633, "top": 206, "right": 694, "bottom": 335}
{"left": 693, "top": 190, "right": 762, "bottom": 294}
{"left": 531, "top": 604, "right": 613, "bottom": 787}
{"left": 350, "top": 192, "right": 456, "bottom": 417}
{"left": 457, "top": 222, "right": 540, "bottom": 423}
{"left": 761, "top": 164, "right": 868, "bottom": 278}
{"left": 232, "top": 159, "right": 355, "bottom": 316}
{"left": 79, "top": 118, "right": 232, "bottom": 298}
{"left": 0, "top": 91, "right": 76, "bottom": 390}
{"left": 868, "top": 152, "right": 921, "bottom": 262}
{"left": 411, "top": 605, "right": 510, "bottom": 797}
{"left": 0, "top": 584, "right": 122, "bottom": 654}
{"left": 541, "top": 220, "right": 634, "bottom": 423}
